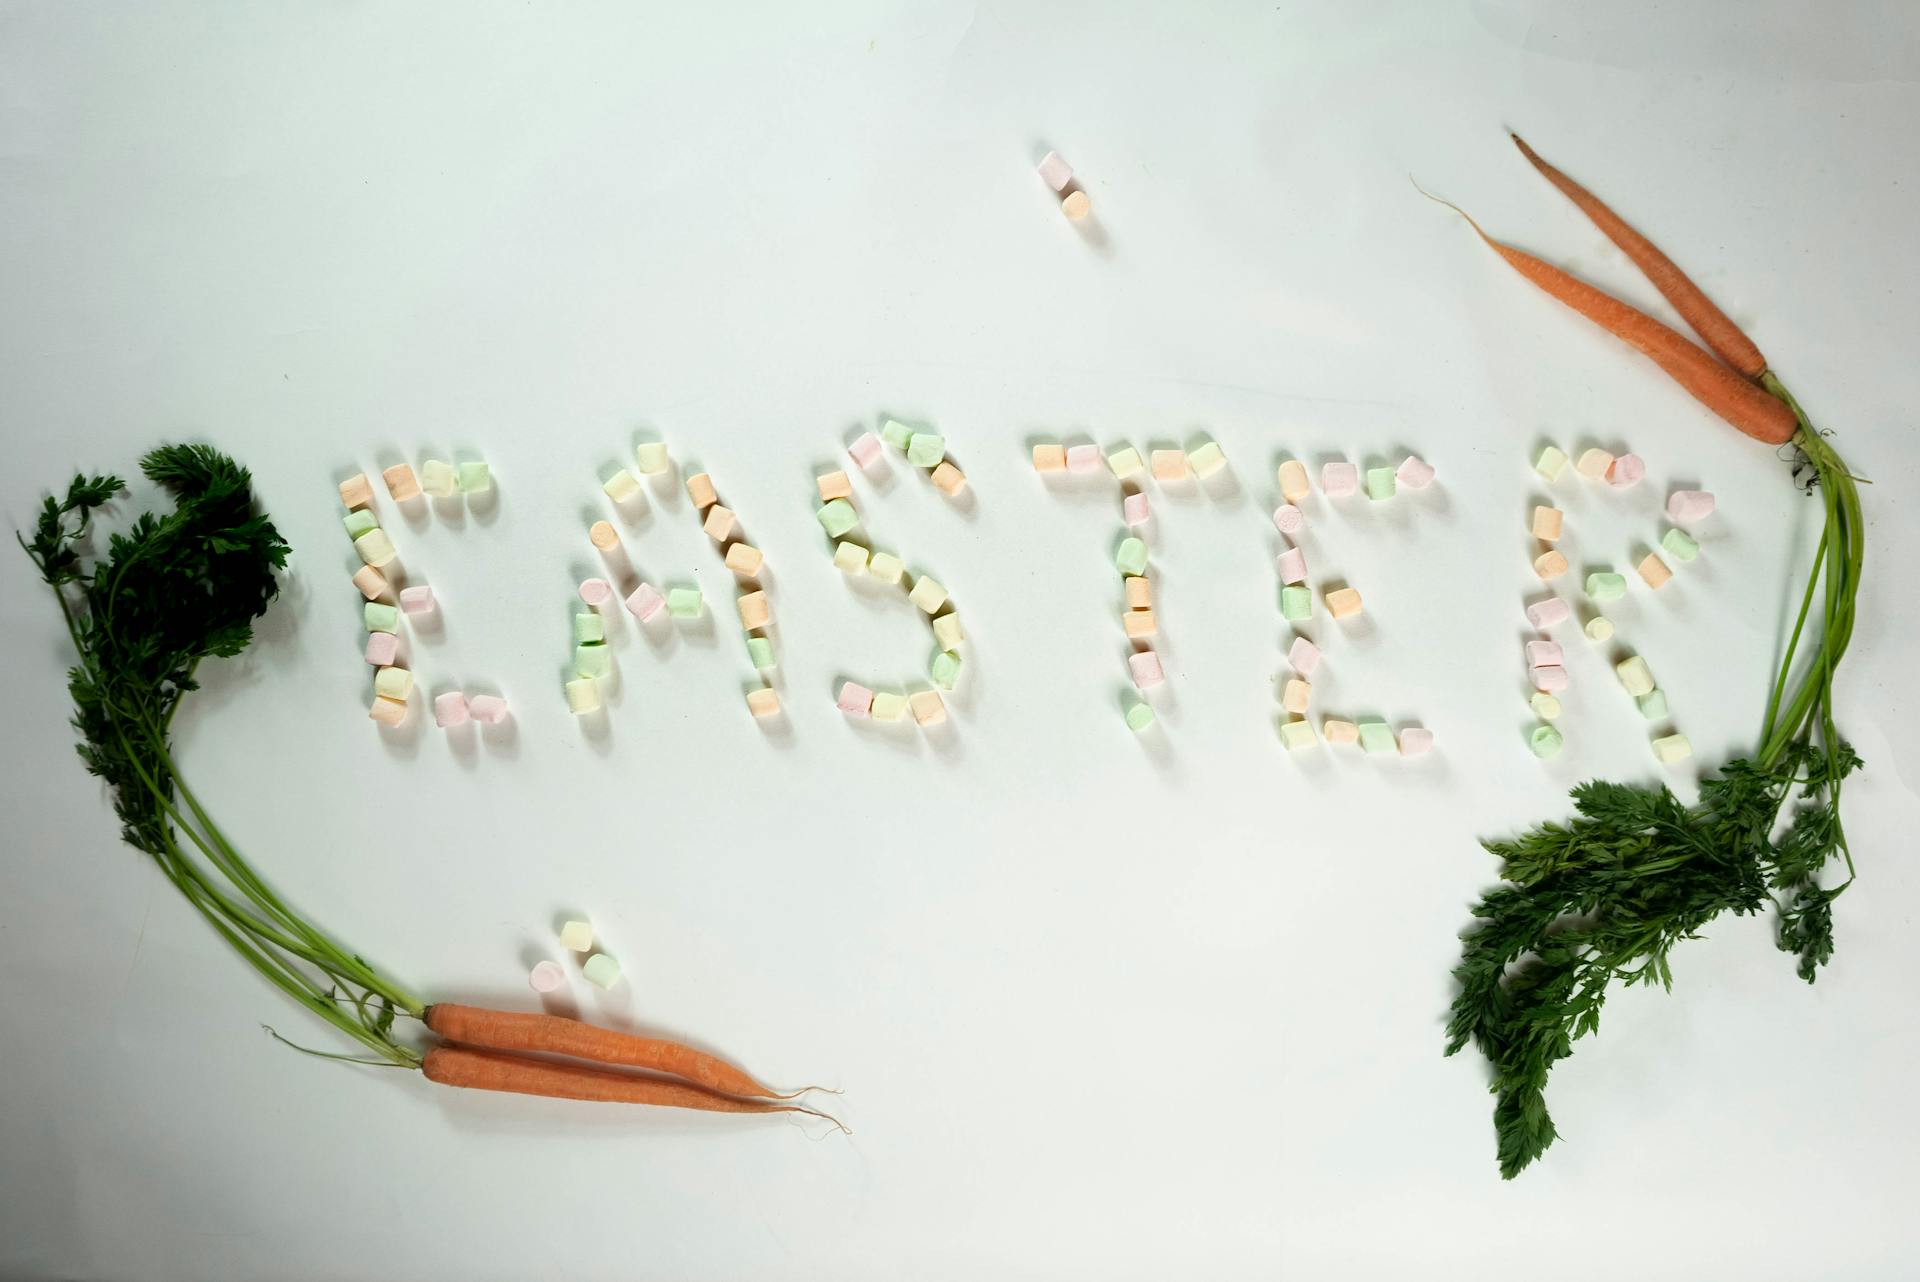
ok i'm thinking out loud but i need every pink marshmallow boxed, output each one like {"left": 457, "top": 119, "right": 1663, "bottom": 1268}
{"left": 1288, "top": 636, "right": 1321, "bottom": 676}
{"left": 1531, "top": 664, "right": 1569, "bottom": 692}
{"left": 434, "top": 690, "right": 470, "bottom": 728}
{"left": 1276, "top": 546, "right": 1308, "bottom": 585}
{"left": 468, "top": 694, "right": 509, "bottom": 724}
{"left": 1398, "top": 726, "right": 1434, "bottom": 757}
{"left": 1526, "top": 639, "right": 1563, "bottom": 668}
{"left": 1128, "top": 650, "right": 1165, "bottom": 688}
{"left": 1525, "top": 596, "right": 1571, "bottom": 628}
{"left": 364, "top": 632, "right": 398, "bottom": 666}
{"left": 1036, "top": 150, "right": 1074, "bottom": 192}
{"left": 1123, "top": 491, "right": 1150, "bottom": 527}
{"left": 1667, "top": 489, "right": 1715, "bottom": 523}
{"left": 1396, "top": 455, "right": 1436, "bottom": 489}
{"left": 836, "top": 681, "right": 873, "bottom": 718}
{"left": 1320, "top": 461, "right": 1358, "bottom": 497}
{"left": 624, "top": 582, "right": 665, "bottom": 621}
{"left": 1607, "top": 453, "right": 1645, "bottom": 488}
{"left": 847, "top": 432, "right": 883, "bottom": 470}
{"left": 1066, "top": 444, "right": 1101, "bottom": 474}
{"left": 528, "top": 960, "right": 566, "bottom": 994}
{"left": 579, "top": 577, "right": 613, "bottom": 606}
{"left": 399, "top": 585, "right": 436, "bottom": 615}
{"left": 1272, "top": 504, "right": 1304, "bottom": 534}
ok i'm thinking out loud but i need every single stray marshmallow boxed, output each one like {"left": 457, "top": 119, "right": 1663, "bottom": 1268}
{"left": 837, "top": 682, "right": 874, "bottom": 718}
{"left": 1326, "top": 587, "right": 1363, "bottom": 620}
{"left": 382, "top": 464, "right": 420, "bottom": 502}
{"left": 1667, "top": 490, "right": 1716, "bottom": 523}
{"left": 1037, "top": 151, "right": 1074, "bottom": 191}
{"left": 434, "top": 691, "right": 470, "bottom": 728}
{"left": 848, "top": 432, "right": 884, "bottom": 471}
{"left": 624, "top": 582, "right": 665, "bottom": 621}
{"left": 1396, "top": 455, "right": 1436, "bottom": 489}
{"left": 1525, "top": 596, "right": 1570, "bottom": 628}
{"left": 352, "top": 565, "right": 388, "bottom": 601}
{"left": 529, "top": 960, "right": 566, "bottom": 993}
{"left": 399, "top": 585, "right": 435, "bottom": 616}
{"left": 468, "top": 694, "right": 509, "bottom": 724}
{"left": 1151, "top": 450, "right": 1189, "bottom": 482}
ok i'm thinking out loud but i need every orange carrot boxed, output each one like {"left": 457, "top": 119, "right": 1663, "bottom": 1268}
{"left": 1423, "top": 188, "right": 1798, "bottom": 445}
{"left": 1511, "top": 133, "right": 1768, "bottom": 379}
{"left": 424, "top": 1003, "right": 800, "bottom": 1099}
{"left": 422, "top": 1045, "right": 844, "bottom": 1125}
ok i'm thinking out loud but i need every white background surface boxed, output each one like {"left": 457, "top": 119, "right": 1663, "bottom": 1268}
{"left": 3, "top": 2, "right": 1918, "bottom": 1278}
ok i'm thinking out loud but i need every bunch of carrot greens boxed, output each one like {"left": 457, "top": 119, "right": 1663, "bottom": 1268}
{"left": 1432, "top": 138, "right": 1864, "bottom": 1178}
{"left": 24, "top": 444, "right": 835, "bottom": 1124}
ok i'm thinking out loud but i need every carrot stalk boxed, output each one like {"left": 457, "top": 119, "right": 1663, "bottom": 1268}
{"left": 1419, "top": 185, "right": 1798, "bottom": 444}
{"left": 424, "top": 1003, "right": 804, "bottom": 1099}
{"left": 422, "top": 1046, "right": 846, "bottom": 1127}
{"left": 1511, "top": 133, "right": 1768, "bottom": 379}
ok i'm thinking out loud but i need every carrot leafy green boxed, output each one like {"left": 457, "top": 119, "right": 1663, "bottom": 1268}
{"left": 1447, "top": 411, "right": 1863, "bottom": 1178}
{"left": 22, "top": 445, "right": 422, "bottom": 1065}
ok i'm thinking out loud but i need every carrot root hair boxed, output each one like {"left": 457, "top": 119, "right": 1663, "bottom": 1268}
{"left": 423, "top": 1046, "right": 849, "bottom": 1132}
{"left": 1509, "top": 132, "right": 1768, "bottom": 379}
{"left": 1416, "top": 179, "right": 1798, "bottom": 445}
{"left": 424, "top": 1003, "right": 789, "bottom": 1100}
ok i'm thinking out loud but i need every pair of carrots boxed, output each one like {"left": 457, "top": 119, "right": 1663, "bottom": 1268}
{"left": 1430, "top": 135, "right": 1798, "bottom": 446}
{"left": 421, "top": 1003, "right": 842, "bottom": 1128}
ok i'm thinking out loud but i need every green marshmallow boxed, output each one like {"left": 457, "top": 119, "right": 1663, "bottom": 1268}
{"left": 1125, "top": 699, "right": 1156, "bottom": 732}
{"left": 1530, "top": 724, "right": 1564, "bottom": 759}
{"left": 747, "top": 636, "right": 775, "bottom": 670}
{"left": 880, "top": 419, "right": 913, "bottom": 449}
{"left": 1358, "top": 720, "right": 1395, "bottom": 754}
{"left": 1661, "top": 528, "right": 1699, "bottom": 562}
{"left": 1115, "top": 537, "right": 1148, "bottom": 576}
{"left": 582, "top": 952, "right": 620, "bottom": 989}
{"left": 574, "top": 613, "right": 604, "bottom": 644}
{"left": 929, "top": 649, "right": 961, "bottom": 690}
{"left": 1638, "top": 687, "right": 1669, "bottom": 720}
{"left": 364, "top": 602, "right": 399, "bottom": 633}
{"left": 1280, "top": 585, "right": 1313, "bottom": 620}
{"left": 906, "top": 433, "right": 946, "bottom": 468}
{"left": 666, "top": 586, "right": 703, "bottom": 618}
{"left": 574, "top": 642, "right": 612, "bottom": 679}
{"left": 1585, "top": 571, "right": 1627, "bottom": 603}
{"left": 457, "top": 461, "right": 491, "bottom": 493}
{"left": 1279, "top": 719, "right": 1316, "bottom": 751}
{"left": 1365, "top": 467, "right": 1397, "bottom": 500}
{"left": 343, "top": 509, "right": 378, "bottom": 539}
{"left": 816, "top": 499, "right": 859, "bottom": 538}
